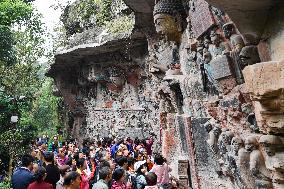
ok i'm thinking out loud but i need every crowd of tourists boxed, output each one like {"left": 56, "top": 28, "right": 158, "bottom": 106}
{"left": 10, "top": 135, "right": 183, "bottom": 189}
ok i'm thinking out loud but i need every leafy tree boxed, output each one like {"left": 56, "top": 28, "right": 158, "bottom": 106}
{"left": 0, "top": 89, "right": 37, "bottom": 177}
{"left": 32, "top": 79, "right": 63, "bottom": 137}
{"left": 0, "top": 0, "right": 47, "bottom": 179}
{"left": 0, "top": 0, "right": 44, "bottom": 96}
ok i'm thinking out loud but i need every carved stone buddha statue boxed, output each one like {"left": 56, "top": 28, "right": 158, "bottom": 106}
{"left": 153, "top": 0, "right": 186, "bottom": 43}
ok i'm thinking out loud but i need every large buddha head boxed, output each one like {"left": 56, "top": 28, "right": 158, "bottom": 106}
{"left": 153, "top": 0, "right": 186, "bottom": 43}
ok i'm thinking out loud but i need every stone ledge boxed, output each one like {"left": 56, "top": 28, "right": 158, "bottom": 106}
{"left": 242, "top": 60, "right": 284, "bottom": 99}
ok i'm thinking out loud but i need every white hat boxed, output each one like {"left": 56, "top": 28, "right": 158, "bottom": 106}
{"left": 134, "top": 160, "right": 146, "bottom": 172}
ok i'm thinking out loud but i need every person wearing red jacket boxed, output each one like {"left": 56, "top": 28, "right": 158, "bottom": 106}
{"left": 28, "top": 167, "right": 53, "bottom": 189}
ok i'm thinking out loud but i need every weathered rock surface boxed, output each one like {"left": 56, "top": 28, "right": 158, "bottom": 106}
{"left": 48, "top": 0, "right": 284, "bottom": 188}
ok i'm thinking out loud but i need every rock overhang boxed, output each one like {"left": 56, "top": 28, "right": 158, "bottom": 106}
{"left": 47, "top": 31, "right": 148, "bottom": 77}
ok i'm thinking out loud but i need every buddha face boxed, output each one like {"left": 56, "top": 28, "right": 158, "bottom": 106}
{"left": 239, "top": 46, "right": 260, "bottom": 67}
{"left": 210, "top": 33, "right": 221, "bottom": 46}
{"left": 231, "top": 137, "right": 243, "bottom": 154}
{"left": 245, "top": 136, "right": 257, "bottom": 152}
{"left": 231, "top": 35, "right": 245, "bottom": 53}
{"left": 259, "top": 135, "right": 282, "bottom": 156}
{"left": 223, "top": 25, "right": 233, "bottom": 39}
{"left": 154, "top": 13, "right": 182, "bottom": 42}
{"left": 261, "top": 143, "right": 276, "bottom": 156}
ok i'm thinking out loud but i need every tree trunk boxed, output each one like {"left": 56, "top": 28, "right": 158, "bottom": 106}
{"left": 8, "top": 153, "right": 13, "bottom": 179}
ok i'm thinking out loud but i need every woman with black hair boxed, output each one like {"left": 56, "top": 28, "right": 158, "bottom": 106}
{"left": 76, "top": 158, "right": 89, "bottom": 189}
{"left": 28, "top": 166, "right": 53, "bottom": 189}
{"left": 63, "top": 171, "right": 81, "bottom": 189}
{"left": 111, "top": 168, "right": 132, "bottom": 189}
{"left": 149, "top": 155, "right": 171, "bottom": 186}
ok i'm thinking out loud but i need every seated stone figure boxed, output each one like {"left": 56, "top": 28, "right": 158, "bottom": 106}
{"left": 206, "top": 124, "right": 222, "bottom": 155}
{"left": 237, "top": 137, "right": 257, "bottom": 189}
{"left": 208, "top": 30, "right": 227, "bottom": 60}
{"left": 259, "top": 135, "right": 284, "bottom": 189}
{"left": 224, "top": 136, "right": 246, "bottom": 188}
{"left": 245, "top": 136, "right": 273, "bottom": 189}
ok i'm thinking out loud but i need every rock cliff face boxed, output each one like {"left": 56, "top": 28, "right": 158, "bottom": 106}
{"left": 48, "top": 0, "right": 284, "bottom": 188}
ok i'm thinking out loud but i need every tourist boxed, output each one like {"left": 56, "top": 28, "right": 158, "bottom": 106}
{"left": 56, "top": 165, "right": 71, "bottom": 189}
{"left": 134, "top": 160, "right": 148, "bottom": 189}
{"left": 43, "top": 152, "right": 60, "bottom": 189}
{"left": 56, "top": 148, "right": 68, "bottom": 166}
{"left": 127, "top": 157, "right": 135, "bottom": 175}
{"left": 150, "top": 155, "right": 171, "bottom": 185}
{"left": 28, "top": 166, "right": 53, "bottom": 189}
{"left": 111, "top": 168, "right": 132, "bottom": 189}
{"left": 12, "top": 154, "right": 35, "bottom": 189}
{"left": 63, "top": 171, "right": 81, "bottom": 189}
{"left": 76, "top": 158, "right": 90, "bottom": 189}
{"left": 116, "top": 156, "right": 128, "bottom": 170}
{"left": 92, "top": 166, "right": 112, "bottom": 189}
{"left": 145, "top": 172, "right": 158, "bottom": 189}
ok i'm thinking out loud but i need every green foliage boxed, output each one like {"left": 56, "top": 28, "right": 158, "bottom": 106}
{"left": 95, "top": 0, "right": 112, "bottom": 26}
{"left": 105, "top": 14, "right": 134, "bottom": 35}
{"left": 0, "top": 0, "right": 64, "bottom": 177}
{"left": 60, "top": 0, "right": 116, "bottom": 36}
{"left": 0, "top": 62, "right": 42, "bottom": 97}
{"left": 0, "top": 0, "right": 44, "bottom": 96}
{"left": 0, "top": 26, "right": 15, "bottom": 65}
{"left": 0, "top": 178, "right": 11, "bottom": 189}
{"left": 32, "top": 79, "right": 63, "bottom": 136}
{"left": 0, "top": 90, "right": 36, "bottom": 158}
{"left": 0, "top": 0, "right": 33, "bottom": 26}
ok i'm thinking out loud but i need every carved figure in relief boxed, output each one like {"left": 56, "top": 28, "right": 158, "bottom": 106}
{"left": 197, "top": 41, "right": 218, "bottom": 93}
{"left": 156, "top": 82, "right": 177, "bottom": 113}
{"left": 218, "top": 129, "right": 234, "bottom": 178}
{"left": 218, "top": 129, "right": 234, "bottom": 158}
{"left": 205, "top": 122, "right": 221, "bottom": 155}
{"left": 222, "top": 22, "right": 245, "bottom": 84}
{"left": 237, "top": 143, "right": 257, "bottom": 189}
{"left": 208, "top": 30, "right": 226, "bottom": 59}
{"left": 224, "top": 136, "right": 245, "bottom": 188}
{"left": 87, "top": 65, "right": 106, "bottom": 83}
{"left": 153, "top": 0, "right": 185, "bottom": 43}
{"left": 205, "top": 122, "right": 223, "bottom": 175}
{"left": 165, "top": 42, "right": 182, "bottom": 76}
{"left": 107, "top": 67, "right": 125, "bottom": 87}
{"left": 245, "top": 136, "right": 273, "bottom": 189}
{"left": 259, "top": 135, "right": 284, "bottom": 189}
{"left": 239, "top": 45, "right": 261, "bottom": 68}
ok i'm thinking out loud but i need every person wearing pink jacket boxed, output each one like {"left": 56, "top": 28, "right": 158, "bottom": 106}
{"left": 111, "top": 168, "right": 132, "bottom": 189}
{"left": 149, "top": 154, "right": 172, "bottom": 185}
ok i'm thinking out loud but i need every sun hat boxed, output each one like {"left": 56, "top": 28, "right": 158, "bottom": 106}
{"left": 134, "top": 160, "right": 146, "bottom": 171}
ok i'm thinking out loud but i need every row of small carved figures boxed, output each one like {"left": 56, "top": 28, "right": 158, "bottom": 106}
{"left": 204, "top": 122, "right": 284, "bottom": 188}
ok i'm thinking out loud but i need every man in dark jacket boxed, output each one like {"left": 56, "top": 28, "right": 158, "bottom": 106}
{"left": 43, "top": 152, "right": 60, "bottom": 189}
{"left": 12, "top": 154, "right": 35, "bottom": 189}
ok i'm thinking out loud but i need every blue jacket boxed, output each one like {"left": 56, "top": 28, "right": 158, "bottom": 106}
{"left": 11, "top": 167, "right": 35, "bottom": 189}
{"left": 111, "top": 144, "right": 119, "bottom": 158}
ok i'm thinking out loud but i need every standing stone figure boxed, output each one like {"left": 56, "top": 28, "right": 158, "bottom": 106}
{"left": 222, "top": 22, "right": 245, "bottom": 84}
